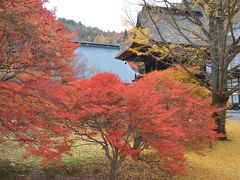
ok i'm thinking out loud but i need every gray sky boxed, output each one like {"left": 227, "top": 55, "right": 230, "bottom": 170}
{"left": 46, "top": 0, "right": 181, "bottom": 32}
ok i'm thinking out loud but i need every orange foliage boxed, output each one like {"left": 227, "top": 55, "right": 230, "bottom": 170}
{"left": 0, "top": 0, "right": 79, "bottom": 166}
{"left": 13, "top": 71, "right": 219, "bottom": 176}
{"left": 0, "top": 6, "right": 220, "bottom": 173}
{"left": 0, "top": 0, "right": 79, "bottom": 82}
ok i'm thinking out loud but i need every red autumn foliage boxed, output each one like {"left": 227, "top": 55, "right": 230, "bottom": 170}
{"left": 0, "top": 5, "right": 220, "bottom": 174}
{"left": 0, "top": 79, "right": 72, "bottom": 165}
{"left": 0, "top": 0, "right": 78, "bottom": 166}
{"left": 0, "top": 0, "right": 79, "bottom": 82}
{"left": 140, "top": 71, "right": 219, "bottom": 149}
{"left": 14, "top": 70, "right": 218, "bottom": 178}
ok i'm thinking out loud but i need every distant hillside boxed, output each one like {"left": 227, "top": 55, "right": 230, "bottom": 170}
{"left": 59, "top": 18, "right": 126, "bottom": 44}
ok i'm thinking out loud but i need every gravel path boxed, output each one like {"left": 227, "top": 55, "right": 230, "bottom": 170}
{"left": 227, "top": 110, "right": 240, "bottom": 120}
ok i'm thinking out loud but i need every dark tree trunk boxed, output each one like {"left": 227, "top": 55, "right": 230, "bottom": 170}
{"left": 212, "top": 94, "right": 229, "bottom": 140}
{"left": 109, "top": 157, "right": 124, "bottom": 180}
{"left": 109, "top": 163, "right": 118, "bottom": 180}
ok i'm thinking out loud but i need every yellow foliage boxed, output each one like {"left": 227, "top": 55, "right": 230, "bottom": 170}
{"left": 127, "top": 26, "right": 207, "bottom": 67}
{"left": 128, "top": 27, "right": 151, "bottom": 46}
{"left": 176, "top": 120, "right": 240, "bottom": 180}
{"left": 157, "top": 66, "right": 211, "bottom": 99}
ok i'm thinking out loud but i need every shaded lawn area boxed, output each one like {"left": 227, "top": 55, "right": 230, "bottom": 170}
{"left": 0, "top": 119, "right": 239, "bottom": 180}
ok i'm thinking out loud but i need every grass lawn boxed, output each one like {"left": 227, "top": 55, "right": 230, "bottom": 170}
{"left": 0, "top": 119, "right": 239, "bottom": 179}
{"left": 177, "top": 119, "right": 240, "bottom": 180}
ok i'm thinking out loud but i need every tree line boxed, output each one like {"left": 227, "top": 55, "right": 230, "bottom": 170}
{"left": 58, "top": 18, "right": 125, "bottom": 44}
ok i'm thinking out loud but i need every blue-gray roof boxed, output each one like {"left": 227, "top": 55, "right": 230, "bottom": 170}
{"left": 74, "top": 41, "right": 137, "bottom": 83}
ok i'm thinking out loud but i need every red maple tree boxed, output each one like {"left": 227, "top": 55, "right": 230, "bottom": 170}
{"left": 23, "top": 71, "right": 218, "bottom": 179}
{"left": 0, "top": 1, "right": 220, "bottom": 178}
{"left": 0, "top": 0, "right": 78, "bottom": 164}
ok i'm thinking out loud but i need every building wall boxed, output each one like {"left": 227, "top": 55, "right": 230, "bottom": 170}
{"left": 228, "top": 77, "right": 240, "bottom": 109}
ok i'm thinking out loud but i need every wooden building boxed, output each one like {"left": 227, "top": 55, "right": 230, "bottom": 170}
{"left": 116, "top": 5, "right": 240, "bottom": 108}
{"left": 116, "top": 5, "right": 208, "bottom": 71}
{"left": 228, "top": 55, "right": 240, "bottom": 109}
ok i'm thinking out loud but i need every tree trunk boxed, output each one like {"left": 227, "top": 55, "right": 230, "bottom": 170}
{"left": 212, "top": 93, "right": 229, "bottom": 140}
{"left": 109, "top": 164, "right": 118, "bottom": 180}
{"left": 109, "top": 157, "right": 124, "bottom": 180}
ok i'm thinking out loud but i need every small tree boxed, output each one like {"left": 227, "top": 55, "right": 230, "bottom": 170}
{"left": 23, "top": 71, "right": 219, "bottom": 179}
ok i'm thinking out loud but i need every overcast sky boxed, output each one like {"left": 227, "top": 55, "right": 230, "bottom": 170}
{"left": 46, "top": 0, "right": 181, "bottom": 32}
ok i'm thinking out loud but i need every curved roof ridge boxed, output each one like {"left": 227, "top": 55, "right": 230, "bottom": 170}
{"left": 72, "top": 40, "right": 120, "bottom": 49}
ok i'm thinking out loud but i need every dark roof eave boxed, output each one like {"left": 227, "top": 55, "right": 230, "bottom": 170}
{"left": 116, "top": 40, "right": 207, "bottom": 62}
{"left": 115, "top": 42, "right": 140, "bottom": 60}
{"left": 72, "top": 40, "right": 120, "bottom": 49}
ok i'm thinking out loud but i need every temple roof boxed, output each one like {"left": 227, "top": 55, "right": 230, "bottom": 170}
{"left": 115, "top": 42, "right": 145, "bottom": 62}
{"left": 116, "top": 5, "right": 239, "bottom": 61}
{"left": 72, "top": 40, "right": 120, "bottom": 49}
{"left": 116, "top": 6, "right": 208, "bottom": 61}
{"left": 137, "top": 6, "right": 208, "bottom": 46}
